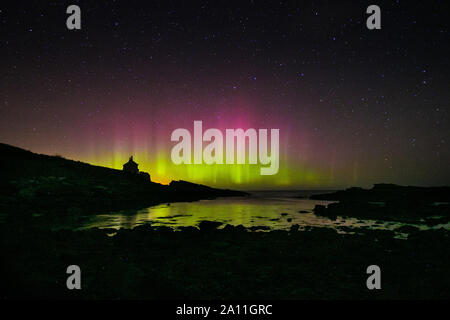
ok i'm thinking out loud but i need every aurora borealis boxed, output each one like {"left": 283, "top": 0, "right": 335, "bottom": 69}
{"left": 0, "top": 1, "right": 449, "bottom": 189}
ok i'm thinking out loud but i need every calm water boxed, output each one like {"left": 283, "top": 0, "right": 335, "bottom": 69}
{"left": 76, "top": 190, "right": 450, "bottom": 235}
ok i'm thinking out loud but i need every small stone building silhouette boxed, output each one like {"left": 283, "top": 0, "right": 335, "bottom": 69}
{"left": 123, "top": 156, "right": 139, "bottom": 174}
{"left": 122, "top": 156, "right": 151, "bottom": 181}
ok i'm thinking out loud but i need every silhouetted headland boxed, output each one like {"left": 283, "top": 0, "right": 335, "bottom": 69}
{"left": 311, "top": 184, "right": 450, "bottom": 223}
{"left": 0, "top": 143, "right": 248, "bottom": 217}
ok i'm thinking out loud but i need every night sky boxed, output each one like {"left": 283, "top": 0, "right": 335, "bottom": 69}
{"left": 0, "top": 1, "right": 449, "bottom": 189}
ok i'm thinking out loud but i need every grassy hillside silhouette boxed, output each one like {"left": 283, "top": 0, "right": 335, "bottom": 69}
{"left": 0, "top": 143, "right": 247, "bottom": 215}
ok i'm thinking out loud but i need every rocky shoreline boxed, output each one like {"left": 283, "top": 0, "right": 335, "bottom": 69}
{"left": 311, "top": 184, "right": 450, "bottom": 224}
{"left": 1, "top": 221, "right": 449, "bottom": 299}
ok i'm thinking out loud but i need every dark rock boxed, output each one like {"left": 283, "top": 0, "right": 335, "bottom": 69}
{"left": 395, "top": 225, "right": 420, "bottom": 234}
{"left": 310, "top": 184, "right": 450, "bottom": 204}
{"left": 198, "top": 220, "right": 222, "bottom": 231}
{"left": 248, "top": 226, "right": 271, "bottom": 231}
